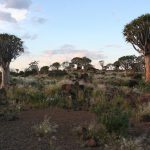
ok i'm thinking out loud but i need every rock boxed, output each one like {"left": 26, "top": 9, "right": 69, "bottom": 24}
{"left": 85, "top": 138, "right": 97, "bottom": 147}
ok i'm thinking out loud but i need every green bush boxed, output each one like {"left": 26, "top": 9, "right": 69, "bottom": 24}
{"left": 44, "top": 84, "right": 66, "bottom": 107}
{"left": 132, "top": 73, "right": 143, "bottom": 80}
{"left": 93, "top": 95, "right": 131, "bottom": 136}
{"left": 138, "top": 80, "right": 150, "bottom": 92}
{"left": 7, "top": 86, "right": 47, "bottom": 108}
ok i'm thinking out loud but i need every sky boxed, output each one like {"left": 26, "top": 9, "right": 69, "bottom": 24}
{"left": 0, "top": 0, "right": 149, "bottom": 70}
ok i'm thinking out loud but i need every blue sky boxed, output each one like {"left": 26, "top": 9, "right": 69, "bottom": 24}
{"left": 0, "top": 0, "right": 149, "bottom": 70}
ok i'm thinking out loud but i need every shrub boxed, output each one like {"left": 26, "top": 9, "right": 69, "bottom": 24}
{"left": 32, "top": 116, "right": 58, "bottom": 137}
{"left": 138, "top": 102, "right": 150, "bottom": 122}
{"left": 93, "top": 95, "right": 131, "bottom": 136}
{"left": 44, "top": 84, "right": 66, "bottom": 107}
{"left": 0, "top": 88, "right": 7, "bottom": 105}
{"left": 73, "top": 122, "right": 109, "bottom": 147}
{"left": 104, "top": 136, "right": 142, "bottom": 150}
{"left": 7, "top": 86, "right": 47, "bottom": 108}
{"left": 125, "top": 79, "right": 139, "bottom": 88}
{"left": 48, "top": 70, "right": 67, "bottom": 77}
{"left": 87, "top": 122, "right": 109, "bottom": 144}
{"left": 0, "top": 108, "right": 18, "bottom": 121}
{"left": 132, "top": 73, "right": 143, "bottom": 80}
{"left": 138, "top": 80, "right": 150, "bottom": 92}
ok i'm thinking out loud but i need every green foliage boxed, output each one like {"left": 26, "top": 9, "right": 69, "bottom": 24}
{"left": 138, "top": 80, "right": 150, "bottom": 92}
{"left": 40, "top": 66, "right": 49, "bottom": 74}
{"left": 48, "top": 70, "right": 67, "bottom": 77}
{"left": 50, "top": 62, "right": 61, "bottom": 70}
{"left": 71, "top": 56, "right": 92, "bottom": 70}
{"left": 44, "top": 84, "right": 66, "bottom": 107}
{"left": 7, "top": 86, "right": 47, "bottom": 108}
{"left": 0, "top": 33, "right": 24, "bottom": 64}
{"left": 24, "top": 69, "right": 38, "bottom": 77}
{"left": 123, "top": 14, "right": 150, "bottom": 54}
{"left": 132, "top": 73, "right": 143, "bottom": 80}
{"left": 118, "top": 55, "right": 137, "bottom": 71}
{"left": 0, "top": 107, "right": 18, "bottom": 121}
{"left": 93, "top": 95, "right": 131, "bottom": 136}
{"left": 87, "top": 122, "right": 109, "bottom": 144}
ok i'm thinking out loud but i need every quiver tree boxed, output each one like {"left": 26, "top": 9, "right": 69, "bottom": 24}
{"left": 118, "top": 55, "right": 137, "bottom": 74}
{"left": 40, "top": 66, "right": 49, "bottom": 74}
{"left": 0, "top": 33, "right": 24, "bottom": 88}
{"left": 82, "top": 57, "right": 92, "bottom": 70}
{"left": 113, "top": 60, "right": 120, "bottom": 71}
{"left": 71, "top": 57, "right": 83, "bottom": 70}
{"left": 50, "top": 62, "right": 61, "bottom": 70}
{"left": 99, "top": 60, "right": 104, "bottom": 70}
{"left": 28, "top": 61, "right": 39, "bottom": 74}
{"left": 123, "top": 14, "right": 150, "bottom": 82}
{"left": 131, "top": 55, "right": 145, "bottom": 73}
{"left": 61, "top": 61, "right": 69, "bottom": 70}
{"left": 71, "top": 57, "right": 92, "bottom": 71}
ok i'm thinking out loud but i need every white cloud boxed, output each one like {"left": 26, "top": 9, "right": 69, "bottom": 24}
{"left": 104, "top": 44, "right": 122, "bottom": 49}
{"left": 21, "top": 33, "right": 38, "bottom": 40}
{"left": 0, "top": 4, "right": 28, "bottom": 22}
{"left": 10, "top": 9, "right": 28, "bottom": 21}
{"left": 10, "top": 45, "right": 104, "bottom": 70}
{"left": 3, "top": 0, "right": 32, "bottom": 10}
{"left": 44, "top": 45, "right": 103, "bottom": 60}
{"left": 32, "top": 16, "right": 47, "bottom": 24}
{"left": 0, "top": 11, "right": 16, "bottom": 22}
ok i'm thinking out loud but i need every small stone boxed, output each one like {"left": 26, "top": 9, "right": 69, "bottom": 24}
{"left": 85, "top": 138, "right": 97, "bottom": 147}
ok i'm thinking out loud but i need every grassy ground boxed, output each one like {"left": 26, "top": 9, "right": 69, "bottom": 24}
{"left": 0, "top": 71, "right": 150, "bottom": 149}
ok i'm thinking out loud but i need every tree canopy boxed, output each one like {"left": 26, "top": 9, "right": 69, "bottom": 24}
{"left": 0, "top": 33, "right": 24, "bottom": 67}
{"left": 50, "top": 62, "right": 61, "bottom": 70}
{"left": 123, "top": 14, "right": 150, "bottom": 55}
{"left": 118, "top": 55, "right": 137, "bottom": 71}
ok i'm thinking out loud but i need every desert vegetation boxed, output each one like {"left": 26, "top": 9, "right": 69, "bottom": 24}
{"left": 0, "top": 12, "right": 150, "bottom": 150}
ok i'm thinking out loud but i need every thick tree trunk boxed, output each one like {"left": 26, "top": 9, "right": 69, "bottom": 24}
{"left": 0, "top": 65, "right": 10, "bottom": 89}
{"left": 145, "top": 54, "right": 150, "bottom": 82}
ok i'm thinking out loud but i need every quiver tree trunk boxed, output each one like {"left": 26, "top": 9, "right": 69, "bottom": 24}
{"left": 0, "top": 64, "right": 10, "bottom": 89}
{"left": 145, "top": 54, "right": 150, "bottom": 82}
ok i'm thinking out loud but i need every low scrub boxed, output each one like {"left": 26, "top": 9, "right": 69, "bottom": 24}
{"left": 32, "top": 116, "right": 58, "bottom": 137}
{"left": 93, "top": 95, "right": 131, "bottom": 136}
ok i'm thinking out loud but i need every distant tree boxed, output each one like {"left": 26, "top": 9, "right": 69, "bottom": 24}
{"left": 50, "top": 62, "right": 61, "bottom": 70}
{"left": 24, "top": 61, "right": 39, "bottom": 76}
{"left": 131, "top": 55, "right": 145, "bottom": 73}
{"left": 71, "top": 57, "right": 83, "bottom": 70}
{"left": 66, "top": 62, "right": 75, "bottom": 72}
{"left": 123, "top": 14, "right": 150, "bottom": 82}
{"left": 81, "top": 57, "right": 92, "bottom": 70}
{"left": 99, "top": 60, "right": 104, "bottom": 70}
{"left": 29, "top": 61, "right": 39, "bottom": 72}
{"left": 0, "top": 33, "right": 24, "bottom": 88}
{"left": 113, "top": 61, "right": 120, "bottom": 71}
{"left": 19, "top": 71, "right": 24, "bottom": 76}
{"left": 105, "top": 63, "right": 113, "bottom": 70}
{"left": 71, "top": 57, "right": 92, "bottom": 71}
{"left": 61, "top": 61, "right": 69, "bottom": 70}
{"left": 118, "top": 55, "right": 137, "bottom": 73}
{"left": 40, "top": 66, "right": 49, "bottom": 74}
{"left": 85, "top": 63, "right": 96, "bottom": 72}
{"left": 16, "top": 69, "right": 19, "bottom": 73}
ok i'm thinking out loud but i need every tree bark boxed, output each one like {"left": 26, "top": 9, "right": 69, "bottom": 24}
{"left": 0, "top": 65, "right": 10, "bottom": 89}
{"left": 145, "top": 54, "right": 150, "bottom": 82}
